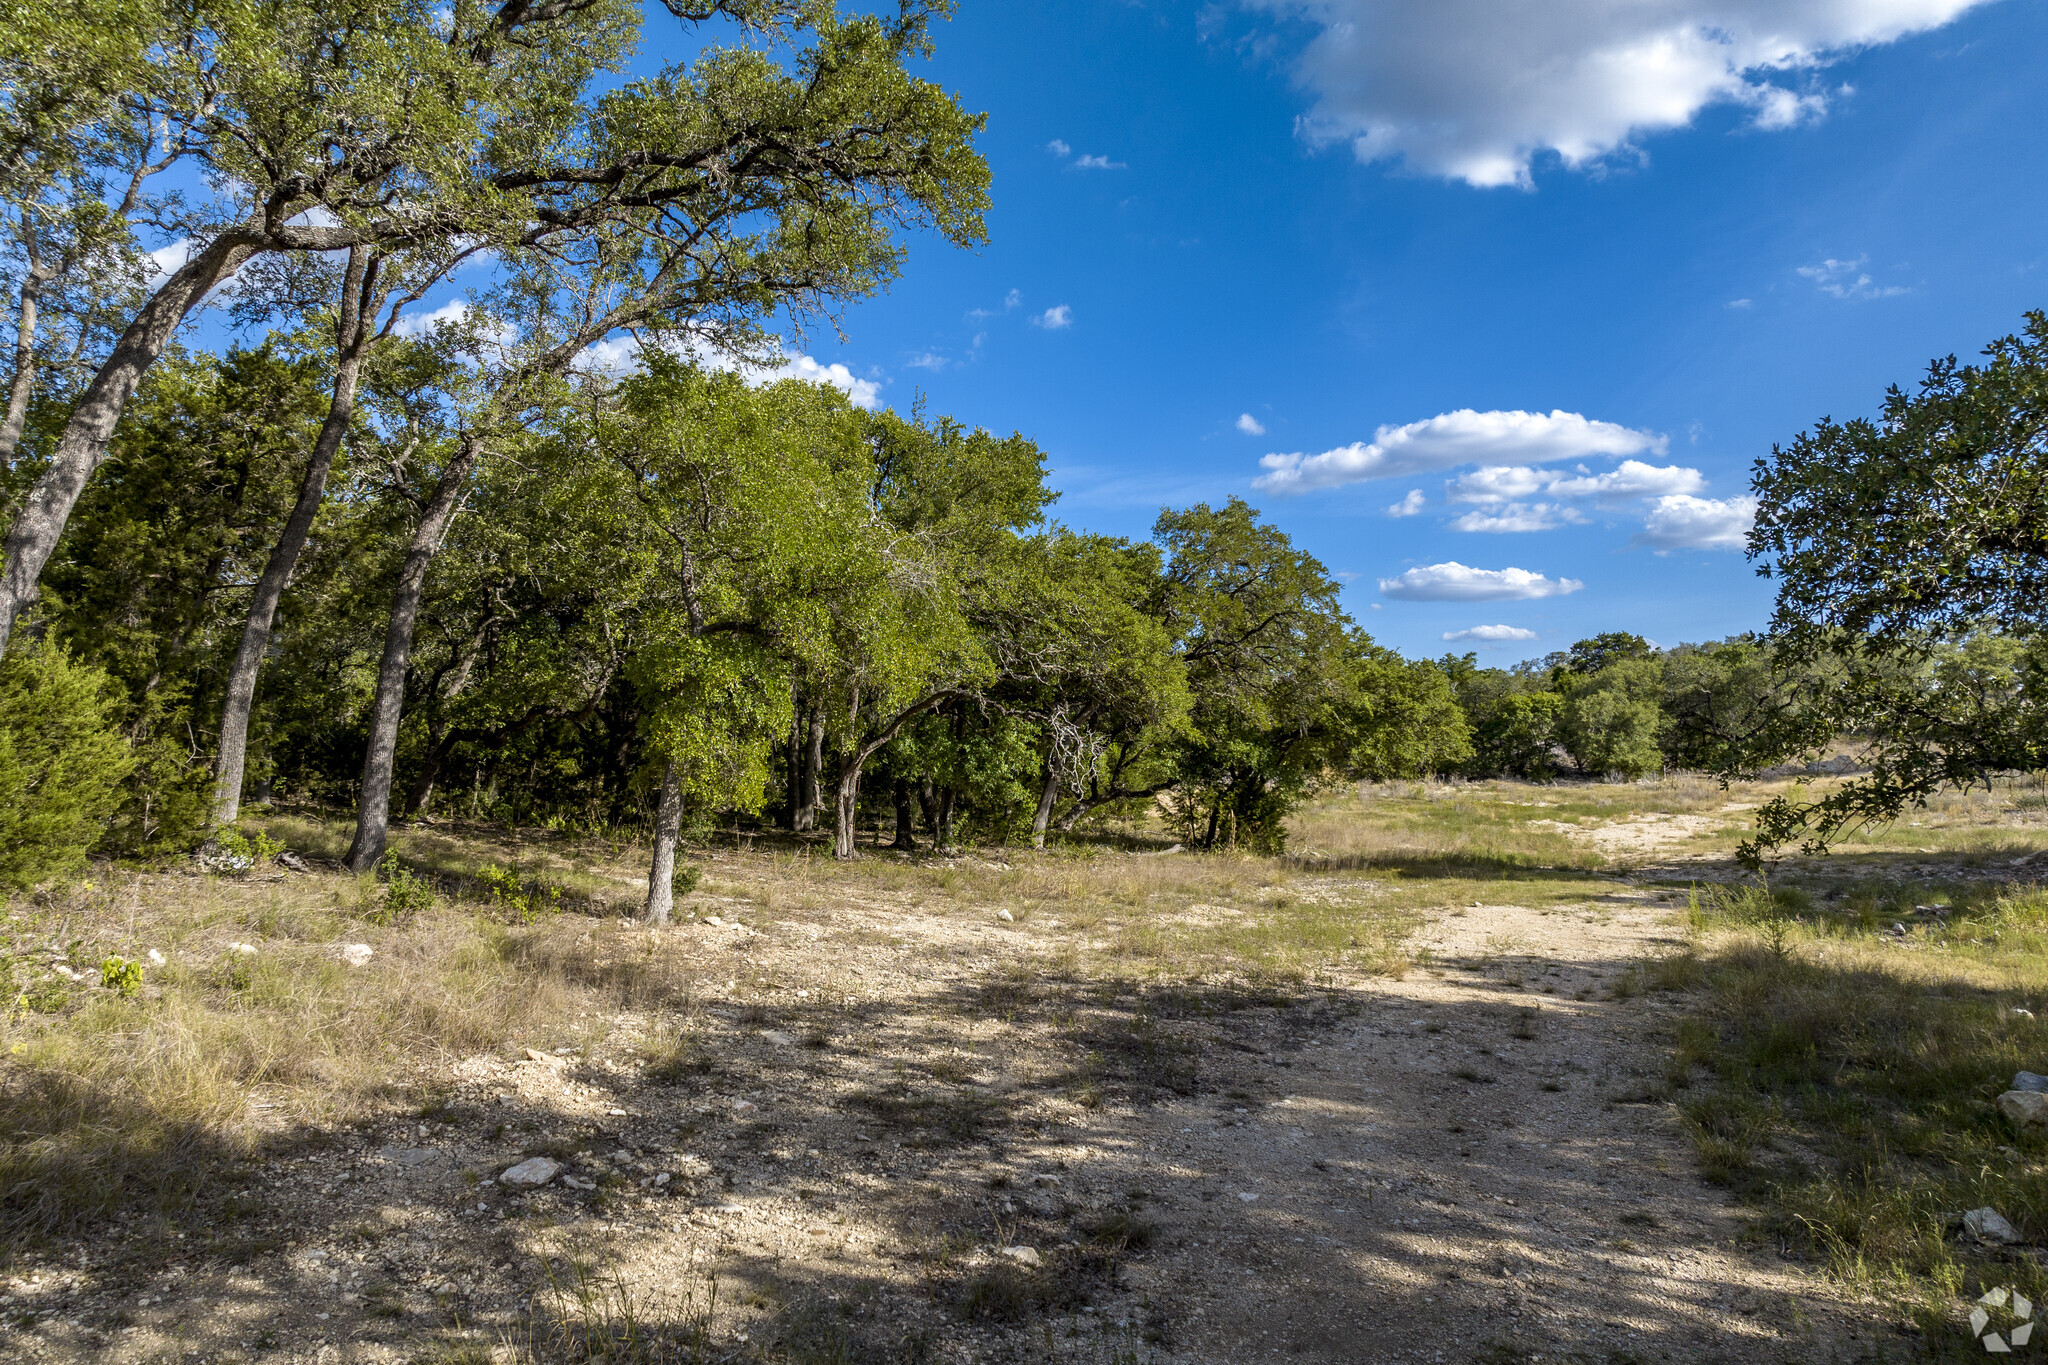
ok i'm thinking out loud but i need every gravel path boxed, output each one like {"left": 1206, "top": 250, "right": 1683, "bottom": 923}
{"left": 4, "top": 867, "right": 1884, "bottom": 1365}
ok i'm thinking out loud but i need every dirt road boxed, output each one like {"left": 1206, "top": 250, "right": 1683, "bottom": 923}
{"left": 10, "top": 866, "right": 1882, "bottom": 1365}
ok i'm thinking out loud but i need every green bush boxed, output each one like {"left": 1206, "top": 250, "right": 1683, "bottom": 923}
{"left": 673, "top": 864, "right": 702, "bottom": 897}
{"left": 475, "top": 863, "right": 561, "bottom": 923}
{"left": 0, "top": 644, "right": 135, "bottom": 889}
{"left": 212, "top": 824, "right": 284, "bottom": 874}
{"left": 98, "top": 956, "right": 142, "bottom": 997}
{"left": 374, "top": 855, "right": 436, "bottom": 921}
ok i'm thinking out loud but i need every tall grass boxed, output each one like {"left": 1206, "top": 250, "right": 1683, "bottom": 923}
{"left": 1669, "top": 882, "right": 2048, "bottom": 1347}
{"left": 0, "top": 871, "right": 696, "bottom": 1243}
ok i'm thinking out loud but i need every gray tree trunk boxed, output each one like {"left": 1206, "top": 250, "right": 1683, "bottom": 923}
{"left": 0, "top": 228, "right": 259, "bottom": 654}
{"left": 0, "top": 254, "right": 47, "bottom": 464}
{"left": 214, "top": 246, "right": 381, "bottom": 826}
{"left": 1030, "top": 759, "right": 1060, "bottom": 849}
{"left": 643, "top": 760, "right": 683, "bottom": 923}
{"left": 795, "top": 709, "right": 824, "bottom": 831}
{"left": 833, "top": 759, "right": 861, "bottom": 860}
{"left": 343, "top": 438, "right": 481, "bottom": 872}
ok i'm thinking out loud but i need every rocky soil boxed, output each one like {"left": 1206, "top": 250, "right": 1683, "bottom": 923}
{"left": 0, "top": 851, "right": 1896, "bottom": 1365}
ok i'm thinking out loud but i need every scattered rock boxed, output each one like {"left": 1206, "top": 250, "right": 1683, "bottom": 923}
{"left": 2016, "top": 1010, "right": 2037, "bottom": 1021}
{"left": 278, "top": 851, "right": 311, "bottom": 873}
{"left": 340, "top": 943, "right": 374, "bottom": 967}
{"left": 995, "top": 909, "right": 1015, "bottom": 923}
{"left": 147, "top": 949, "right": 166, "bottom": 967}
{"left": 499, "top": 1158, "right": 563, "bottom": 1188}
{"left": 1999, "top": 1090, "right": 2048, "bottom": 1132}
{"left": 2014, "top": 1072, "right": 2048, "bottom": 1093}
{"left": 228, "top": 942, "right": 258, "bottom": 956}
{"left": 704, "top": 915, "right": 724, "bottom": 927}
{"left": 998, "top": 1246, "right": 1042, "bottom": 1267}
{"left": 732, "top": 1099, "right": 758, "bottom": 1114}
{"left": 760, "top": 1030, "right": 798, "bottom": 1047}
{"left": 1965, "top": 1207, "right": 2024, "bottom": 1245}
{"left": 1237, "top": 1192, "right": 1259, "bottom": 1203}
{"left": 561, "top": 1175, "right": 597, "bottom": 1191}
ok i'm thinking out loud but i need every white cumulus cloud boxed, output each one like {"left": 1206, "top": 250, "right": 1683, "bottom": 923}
{"left": 1449, "top": 503, "right": 1587, "bottom": 533}
{"left": 1254, "top": 409, "right": 1664, "bottom": 494}
{"left": 1387, "top": 489, "right": 1425, "bottom": 517}
{"left": 1251, "top": 0, "right": 1988, "bottom": 188}
{"left": 573, "top": 333, "right": 882, "bottom": 409}
{"left": 1237, "top": 412, "right": 1267, "bottom": 436}
{"left": 1542, "top": 460, "right": 1707, "bottom": 501}
{"left": 1636, "top": 494, "right": 1758, "bottom": 551}
{"left": 1046, "top": 139, "right": 1072, "bottom": 157}
{"left": 1443, "top": 625, "right": 1541, "bottom": 643}
{"left": 142, "top": 238, "right": 194, "bottom": 287}
{"left": 1378, "top": 562, "right": 1585, "bottom": 601}
{"left": 1033, "top": 305, "right": 1074, "bottom": 330}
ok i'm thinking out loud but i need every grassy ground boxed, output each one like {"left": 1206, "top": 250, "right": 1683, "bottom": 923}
{"left": 10, "top": 770, "right": 2048, "bottom": 1360}
{"left": 1661, "top": 879, "right": 2048, "bottom": 1358}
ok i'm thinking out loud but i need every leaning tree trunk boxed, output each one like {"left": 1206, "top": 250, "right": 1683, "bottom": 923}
{"left": 0, "top": 256, "right": 49, "bottom": 464}
{"left": 643, "top": 760, "right": 684, "bottom": 923}
{"left": 1030, "top": 759, "right": 1060, "bottom": 850}
{"left": 343, "top": 439, "right": 482, "bottom": 873}
{"left": 829, "top": 691, "right": 956, "bottom": 861}
{"left": 214, "top": 246, "right": 381, "bottom": 826}
{"left": 0, "top": 229, "right": 259, "bottom": 654}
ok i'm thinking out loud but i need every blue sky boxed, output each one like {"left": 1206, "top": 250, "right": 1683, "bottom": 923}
{"left": 645, "top": 0, "right": 2048, "bottom": 665}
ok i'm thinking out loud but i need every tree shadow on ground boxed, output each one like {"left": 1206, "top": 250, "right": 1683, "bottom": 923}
{"left": 5, "top": 921, "right": 1924, "bottom": 1365}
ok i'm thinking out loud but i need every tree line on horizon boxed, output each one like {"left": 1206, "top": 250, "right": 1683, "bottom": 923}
{"left": 1, "top": 1, "right": 2044, "bottom": 905}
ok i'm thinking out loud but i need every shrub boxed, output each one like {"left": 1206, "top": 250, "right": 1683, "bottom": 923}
{"left": 375, "top": 855, "right": 436, "bottom": 921}
{"left": 476, "top": 863, "right": 561, "bottom": 923}
{"left": 673, "top": 863, "right": 702, "bottom": 897}
{"left": 0, "top": 643, "right": 135, "bottom": 889}
{"left": 211, "top": 824, "right": 284, "bottom": 874}
{"left": 98, "top": 956, "right": 142, "bottom": 997}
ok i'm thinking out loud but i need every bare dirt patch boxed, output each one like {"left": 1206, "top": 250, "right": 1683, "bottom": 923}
{"left": 1, "top": 836, "right": 1901, "bottom": 1365}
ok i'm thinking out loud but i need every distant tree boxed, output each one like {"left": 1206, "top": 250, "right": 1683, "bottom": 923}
{"left": 1438, "top": 655, "right": 1562, "bottom": 781}
{"left": 1557, "top": 658, "right": 1664, "bottom": 779}
{"left": 1565, "top": 632, "right": 1654, "bottom": 676}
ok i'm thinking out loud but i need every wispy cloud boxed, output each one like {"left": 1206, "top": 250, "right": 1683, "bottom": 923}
{"left": 1236, "top": 412, "right": 1267, "bottom": 436}
{"left": 1045, "top": 138, "right": 1127, "bottom": 170}
{"left": 1379, "top": 562, "right": 1584, "bottom": 602}
{"left": 1032, "top": 305, "right": 1074, "bottom": 330}
{"left": 1798, "top": 255, "right": 1909, "bottom": 299}
{"left": 1443, "top": 624, "right": 1540, "bottom": 643}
